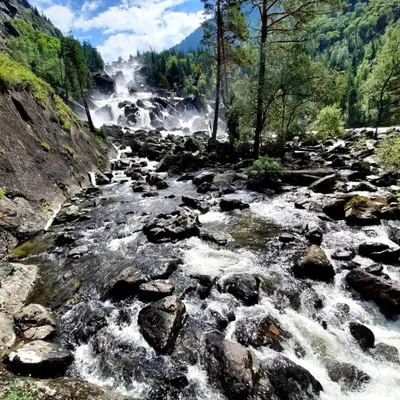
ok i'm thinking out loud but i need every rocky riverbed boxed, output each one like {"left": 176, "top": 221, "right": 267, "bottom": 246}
{"left": 1, "top": 61, "right": 400, "bottom": 400}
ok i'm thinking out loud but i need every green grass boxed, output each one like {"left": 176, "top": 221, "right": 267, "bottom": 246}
{"left": 0, "top": 53, "right": 52, "bottom": 105}
{"left": 55, "top": 96, "right": 77, "bottom": 133}
{"left": 3, "top": 387, "right": 39, "bottom": 400}
{"left": 62, "top": 145, "right": 75, "bottom": 156}
{"left": 40, "top": 141, "right": 50, "bottom": 151}
{"left": 0, "top": 187, "right": 5, "bottom": 198}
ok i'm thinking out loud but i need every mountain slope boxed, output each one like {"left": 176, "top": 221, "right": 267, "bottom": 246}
{"left": 173, "top": 26, "right": 204, "bottom": 52}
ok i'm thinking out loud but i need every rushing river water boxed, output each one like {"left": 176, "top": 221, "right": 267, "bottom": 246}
{"left": 20, "top": 62, "right": 400, "bottom": 400}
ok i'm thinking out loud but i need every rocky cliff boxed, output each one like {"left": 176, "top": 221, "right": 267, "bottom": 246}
{"left": 0, "top": 82, "right": 108, "bottom": 256}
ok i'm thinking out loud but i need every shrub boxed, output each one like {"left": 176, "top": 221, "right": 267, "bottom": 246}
{"left": 55, "top": 96, "right": 75, "bottom": 133}
{"left": 40, "top": 141, "right": 50, "bottom": 151}
{"left": 312, "top": 106, "right": 345, "bottom": 139}
{"left": 0, "top": 53, "right": 51, "bottom": 105}
{"left": 0, "top": 187, "right": 5, "bottom": 198}
{"left": 377, "top": 135, "right": 400, "bottom": 172}
{"left": 4, "top": 388, "right": 39, "bottom": 400}
{"left": 247, "top": 157, "right": 283, "bottom": 183}
{"left": 354, "top": 137, "right": 367, "bottom": 150}
{"left": 62, "top": 145, "right": 75, "bottom": 156}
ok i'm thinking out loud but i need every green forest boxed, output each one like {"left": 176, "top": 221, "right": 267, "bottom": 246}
{"left": 140, "top": 0, "right": 400, "bottom": 157}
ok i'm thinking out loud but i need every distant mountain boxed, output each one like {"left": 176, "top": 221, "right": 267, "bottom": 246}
{"left": 173, "top": 26, "right": 204, "bottom": 53}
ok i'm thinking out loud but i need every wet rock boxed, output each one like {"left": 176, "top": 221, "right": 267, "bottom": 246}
{"left": 364, "top": 264, "right": 384, "bottom": 276}
{"left": 23, "top": 325, "right": 55, "bottom": 341}
{"left": 68, "top": 245, "right": 89, "bottom": 258}
{"left": 138, "top": 281, "right": 175, "bottom": 302}
{"left": 156, "top": 152, "right": 178, "bottom": 172}
{"left": 218, "top": 274, "right": 260, "bottom": 306}
{"left": 184, "top": 137, "right": 204, "bottom": 152}
{"left": 359, "top": 242, "right": 390, "bottom": 256}
{"left": 193, "top": 172, "right": 215, "bottom": 186}
{"left": 4, "top": 340, "right": 73, "bottom": 378}
{"left": 156, "top": 180, "right": 169, "bottom": 190}
{"left": 107, "top": 267, "right": 149, "bottom": 301}
{"left": 344, "top": 196, "right": 382, "bottom": 226}
{"left": 265, "top": 356, "right": 323, "bottom": 400}
{"left": 204, "top": 333, "right": 268, "bottom": 400}
{"left": 309, "top": 174, "right": 336, "bottom": 193}
{"left": 95, "top": 105, "right": 113, "bottom": 121}
{"left": 143, "top": 210, "right": 200, "bottom": 243}
{"left": 54, "top": 232, "right": 78, "bottom": 246}
{"left": 279, "top": 233, "right": 295, "bottom": 243}
{"left": 327, "top": 362, "right": 371, "bottom": 391}
{"left": 331, "top": 247, "right": 356, "bottom": 261}
{"left": 352, "top": 181, "right": 377, "bottom": 192}
{"left": 346, "top": 269, "right": 400, "bottom": 316}
{"left": 358, "top": 242, "right": 400, "bottom": 263}
{"left": 199, "top": 229, "right": 231, "bottom": 246}
{"left": 0, "top": 313, "right": 15, "bottom": 350}
{"left": 181, "top": 196, "right": 210, "bottom": 214}
{"left": 62, "top": 301, "right": 108, "bottom": 345}
{"left": 138, "top": 296, "right": 186, "bottom": 354}
{"left": 386, "top": 221, "right": 400, "bottom": 245}
{"left": 293, "top": 245, "right": 335, "bottom": 283}
{"left": 14, "top": 304, "right": 56, "bottom": 332}
{"left": 370, "top": 342, "right": 399, "bottom": 364}
{"left": 220, "top": 199, "right": 249, "bottom": 212}
{"left": 305, "top": 225, "right": 323, "bottom": 245}
{"left": 94, "top": 171, "right": 110, "bottom": 186}
{"left": 349, "top": 322, "right": 375, "bottom": 350}
{"left": 323, "top": 197, "right": 348, "bottom": 220}
{"left": 234, "top": 315, "right": 288, "bottom": 351}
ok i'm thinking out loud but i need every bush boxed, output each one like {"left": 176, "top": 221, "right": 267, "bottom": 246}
{"left": 0, "top": 187, "right": 5, "bottom": 198}
{"left": 0, "top": 53, "right": 52, "bottom": 105}
{"left": 377, "top": 135, "right": 400, "bottom": 172}
{"left": 247, "top": 157, "right": 283, "bottom": 183}
{"left": 4, "top": 388, "right": 39, "bottom": 400}
{"left": 40, "top": 141, "right": 50, "bottom": 151}
{"left": 312, "top": 106, "right": 345, "bottom": 139}
{"left": 62, "top": 145, "right": 75, "bottom": 156}
{"left": 55, "top": 96, "right": 75, "bottom": 133}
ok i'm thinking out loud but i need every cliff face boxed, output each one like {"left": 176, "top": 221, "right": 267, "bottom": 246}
{"left": 0, "top": 84, "right": 107, "bottom": 256}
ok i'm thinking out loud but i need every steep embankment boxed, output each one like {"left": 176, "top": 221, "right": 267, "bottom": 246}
{"left": 0, "top": 55, "right": 108, "bottom": 256}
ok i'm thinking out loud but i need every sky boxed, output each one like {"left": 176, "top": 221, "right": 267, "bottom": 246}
{"left": 30, "top": 0, "right": 204, "bottom": 62}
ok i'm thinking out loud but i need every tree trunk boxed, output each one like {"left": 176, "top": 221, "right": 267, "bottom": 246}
{"left": 254, "top": 0, "right": 268, "bottom": 159}
{"left": 211, "top": 0, "right": 223, "bottom": 143}
{"left": 75, "top": 64, "right": 95, "bottom": 134}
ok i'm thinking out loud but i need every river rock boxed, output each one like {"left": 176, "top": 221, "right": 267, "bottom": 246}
{"left": 331, "top": 247, "right": 356, "bottom": 261}
{"left": 309, "top": 174, "right": 336, "bottom": 193}
{"left": 234, "top": 315, "right": 287, "bottom": 351}
{"left": 23, "top": 325, "right": 55, "bottom": 341}
{"left": 0, "top": 313, "right": 15, "bottom": 350}
{"left": 323, "top": 197, "right": 348, "bottom": 220}
{"left": 107, "top": 267, "right": 149, "bottom": 300}
{"left": 349, "top": 322, "right": 375, "bottom": 350}
{"left": 352, "top": 181, "right": 377, "bottom": 192}
{"left": 220, "top": 199, "right": 249, "bottom": 212}
{"left": 68, "top": 245, "right": 89, "bottom": 258}
{"left": 193, "top": 172, "right": 215, "bottom": 186}
{"left": 218, "top": 274, "right": 259, "bottom": 306}
{"left": 181, "top": 196, "right": 210, "bottom": 214}
{"left": 344, "top": 196, "right": 382, "bottom": 226}
{"left": 386, "top": 221, "right": 400, "bottom": 245}
{"left": 204, "top": 333, "right": 268, "bottom": 400}
{"left": 293, "top": 245, "right": 335, "bottom": 282}
{"left": 14, "top": 304, "right": 56, "bottom": 332}
{"left": 138, "top": 281, "right": 175, "bottom": 302}
{"left": 143, "top": 210, "right": 200, "bottom": 243}
{"left": 305, "top": 225, "right": 323, "bottom": 245}
{"left": 95, "top": 105, "right": 113, "bottom": 121}
{"left": 4, "top": 340, "right": 73, "bottom": 378}
{"left": 358, "top": 242, "right": 400, "bottom": 264}
{"left": 327, "top": 362, "right": 371, "bottom": 391}
{"left": 370, "top": 343, "right": 400, "bottom": 364}
{"left": 346, "top": 269, "right": 400, "bottom": 315}
{"left": 146, "top": 172, "right": 163, "bottom": 186}
{"left": 265, "top": 356, "right": 323, "bottom": 400}
{"left": 138, "top": 296, "right": 186, "bottom": 354}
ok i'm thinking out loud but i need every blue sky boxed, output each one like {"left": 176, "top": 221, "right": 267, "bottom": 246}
{"left": 30, "top": 0, "right": 204, "bottom": 61}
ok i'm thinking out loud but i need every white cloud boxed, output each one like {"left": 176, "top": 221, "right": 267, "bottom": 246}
{"left": 44, "top": 4, "right": 75, "bottom": 32}
{"left": 36, "top": 0, "right": 204, "bottom": 61}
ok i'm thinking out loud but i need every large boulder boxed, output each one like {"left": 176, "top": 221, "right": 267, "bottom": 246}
{"left": 218, "top": 274, "right": 260, "bottom": 306}
{"left": 265, "top": 356, "right": 323, "bottom": 400}
{"left": 193, "top": 172, "right": 215, "bottom": 186}
{"left": 138, "top": 281, "right": 175, "bottom": 302}
{"left": 14, "top": 304, "right": 56, "bottom": 332}
{"left": 204, "top": 334, "right": 273, "bottom": 400}
{"left": 309, "top": 174, "right": 337, "bottom": 193}
{"left": 107, "top": 268, "right": 148, "bottom": 301}
{"left": 344, "top": 196, "right": 383, "bottom": 226}
{"left": 327, "top": 362, "right": 371, "bottom": 391}
{"left": 0, "top": 313, "right": 15, "bottom": 350}
{"left": 92, "top": 73, "right": 116, "bottom": 95}
{"left": 143, "top": 210, "right": 200, "bottom": 243}
{"left": 293, "top": 245, "right": 335, "bottom": 283}
{"left": 349, "top": 322, "right": 375, "bottom": 350}
{"left": 234, "top": 315, "right": 288, "bottom": 351}
{"left": 182, "top": 196, "right": 210, "bottom": 214}
{"left": 4, "top": 340, "right": 73, "bottom": 378}
{"left": 220, "top": 199, "right": 249, "bottom": 212}
{"left": 346, "top": 269, "right": 400, "bottom": 316}
{"left": 138, "top": 296, "right": 186, "bottom": 354}
{"left": 95, "top": 105, "right": 114, "bottom": 122}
